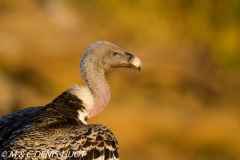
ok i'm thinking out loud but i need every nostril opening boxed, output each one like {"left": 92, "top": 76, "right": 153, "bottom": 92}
{"left": 125, "top": 52, "right": 133, "bottom": 61}
{"left": 128, "top": 56, "right": 132, "bottom": 62}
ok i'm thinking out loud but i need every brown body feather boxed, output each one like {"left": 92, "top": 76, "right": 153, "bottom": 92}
{"left": 0, "top": 91, "right": 119, "bottom": 160}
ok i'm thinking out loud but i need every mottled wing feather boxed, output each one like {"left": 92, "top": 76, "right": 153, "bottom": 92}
{"left": 3, "top": 124, "right": 119, "bottom": 160}
{"left": 79, "top": 125, "right": 119, "bottom": 160}
{"left": 0, "top": 107, "right": 43, "bottom": 148}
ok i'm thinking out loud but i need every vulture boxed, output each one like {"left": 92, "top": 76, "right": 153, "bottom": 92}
{"left": 0, "top": 41, "right": 142, "bottom": 160}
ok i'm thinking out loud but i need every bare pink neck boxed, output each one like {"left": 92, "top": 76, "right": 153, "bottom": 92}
{"left": 85, "top": 74, "right": 110, "bottom": 118}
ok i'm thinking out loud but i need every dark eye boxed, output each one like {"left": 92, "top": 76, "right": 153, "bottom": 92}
{"left": 111, "top": 52, "right": 119, "bottom": 57}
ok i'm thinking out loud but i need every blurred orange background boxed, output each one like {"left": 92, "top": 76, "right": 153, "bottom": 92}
{"left": 0, "top": 0, "right": 240, "bottom": 159}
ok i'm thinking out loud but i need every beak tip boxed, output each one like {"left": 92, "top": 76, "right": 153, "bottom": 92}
{"left": 138, "top": 67, "right": 142, "bottom": 73}
{"left": 129, "top": 56, "right": 142, "bottom": 73}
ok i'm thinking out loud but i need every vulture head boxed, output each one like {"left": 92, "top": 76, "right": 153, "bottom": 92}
{"left": 80, "top": 41, "right": 142, "bottom": 74}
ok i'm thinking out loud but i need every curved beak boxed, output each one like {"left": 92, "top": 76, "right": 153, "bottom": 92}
{"left": 126, "top": 52, "right": 142, "bottom": 72}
